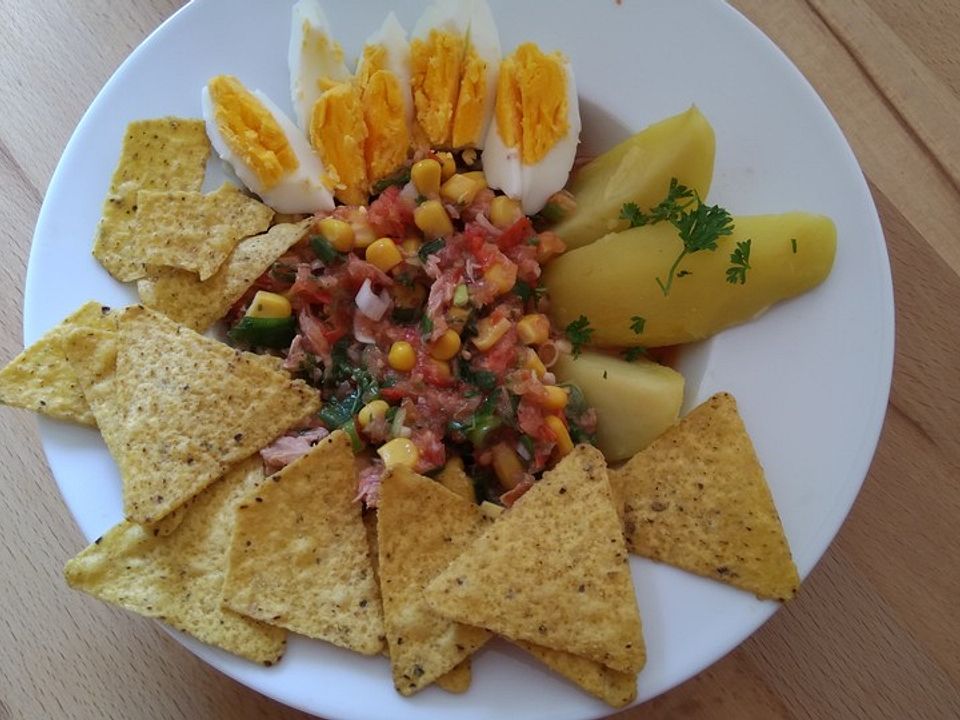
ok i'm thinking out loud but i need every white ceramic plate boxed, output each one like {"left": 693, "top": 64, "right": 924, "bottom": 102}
{"left": 24, "top": 0, "right": 894, "bottom": 718}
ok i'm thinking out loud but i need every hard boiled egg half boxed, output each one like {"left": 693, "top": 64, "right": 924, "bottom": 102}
{"left": 410, "top": 0, "right": 501, "bottom": 149}
{"left": 482, "top": 43, "right": 581, "bottom": 214}
{"left": 201, "top": 75, "right": 334, "bottom": 214}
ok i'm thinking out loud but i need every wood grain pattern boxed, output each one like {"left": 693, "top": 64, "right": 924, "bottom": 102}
{"left": 0, "top": 1, "right": 957, "bottom": 718}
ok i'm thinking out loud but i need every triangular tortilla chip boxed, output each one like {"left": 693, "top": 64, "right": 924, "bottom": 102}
{"left": 92, "top": 118, "right": 210, "bottom": 282}
{"left": 378, "top": 466, "right": 491, "bottom": 695}
{"left": 113, "top": 306, "right": 318, "bottom": 523}
{"left": 513, "top": 641, "right": 637, "bottom": 708}
{"left": 64, "top": 456, "right": 286, "bottom": 664}
{"left": 134, "top": 183, "right": 274, "bottom": 280}
{"left": 222, "top": 431, "right": 385, "bottom": 655}
{"left": 137, "top": 220, "right": 310, "bottom": 332}
{"left": 435, "top": 455, "right": 476, "bottom": 503}
{"left": 0, "top": 301, "right": 114, "bottom": 425}
{"left": 610, "top": 392, "right": 799, "bottom": 601}
{"left": 424, "top": 445, "right": 645, "bottom": 674}
{"left": 434, "top": 659, "right": 471, "bottom": 694}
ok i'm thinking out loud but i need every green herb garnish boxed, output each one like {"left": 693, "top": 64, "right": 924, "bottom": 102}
{"left": 418, "top": 238, "right": 446, "bottom": 263}
{"left": 791, "top": 237, "right": 798, "bottom": 254}
{"left": 513, "top": 279, "right": 547, "bottom": 303}
{"left": 620, "top": 178, "right": 735, "bottom": 296}
{"left": 453, "top": 283, "right": 470, "bottom": 307}
{"left": 420, "top": 315, "right": 434, "bottom": 336}
{"left": 371, "top": 166, "right": 411, "bottom": 195}
{"left": 310, "top": 235, "right": 341, "bottom": 265}
{"left": 227, "top": 316, "right": 296, "bottom": 349}
{"left": 621, "top": 346, "right": 648, "bottom": 362}
{"left": 725, "top": 239, "right": 752, "bottom": 285}
{"left": 564, "top": 315, "right": 594, "bottom": 358}
{"left": 629, "top": 315, "right": 646, "bottom": 335}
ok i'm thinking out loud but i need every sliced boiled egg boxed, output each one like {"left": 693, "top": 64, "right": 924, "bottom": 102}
{"left": 202, "top": 75, "right": 334, "bottom": 214}
{"left": 451, "top": 0, "right": 501, "bottom": 149}
{"left": 309, "top": 82, "right": 369, "bottom": 206}
{"left": 481, "top": 43, "right": 581, "bottom": 214}
{"left": 410, "top": 0, "right": 471, "bottom": 148}
{"left": 355, "top": 12, "right": 413, "bottom": 187}
{"left": 288, "top": 0, "right": 351, "bottom": 131}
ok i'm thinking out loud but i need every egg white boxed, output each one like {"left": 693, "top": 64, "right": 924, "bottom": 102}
{"left": 201, "top": 85, "right": 334, "bottom": 214}
{"left": 289, "top": 0, "right": 351, "bottom": 132}
{"left": 411, "top": 0, "right": 471, "bottom": 42}
{"left": 462, "top": 0, "right": 501, "bottom": 148}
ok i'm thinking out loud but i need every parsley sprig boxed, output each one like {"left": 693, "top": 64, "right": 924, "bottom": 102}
{"left": 565, "top": 315, "right": 594, "bottom": 358}
{"left": 725, "top": 239, "right": 752, "bottom": 285}
{"left": 619, "top": 178, "right": 735, "bottom": 296}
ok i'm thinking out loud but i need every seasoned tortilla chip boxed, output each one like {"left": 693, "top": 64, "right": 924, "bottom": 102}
{"left": 513, "top": 641, "right": 637, "bottom": 708}
{"left": 134, "top": 183, "right": 274, "bottom": 280}
{"left": 113, "top": 306, "right": 318, "bottom": 523}
{"left": 0, "top": 301, "right": 114, "bottom": 425}
{"left": 434, "top": 659, "right": 471, "bottom": 694}
{"left": 64, "top": 456, "right": 286, "bottom": 664}
{"left": 378, "top": 466, "right": 491, "bottom": 695}
{"left": 610, "top": 392, "right": 799, "bottom": 601}
{"left": 92, "top": 118, "right": 210, "bottom": 282}
{"left": 137, "top": 220, "right": 310, "bottom": 332}
{"left": 222, "top": 432, "right": 385, "bottom": 655}
{"left": 424, "top": 445, "right": 646, "bottom": 675}
{"left": 436, "top": 455, "right": 475, "bottom": 503}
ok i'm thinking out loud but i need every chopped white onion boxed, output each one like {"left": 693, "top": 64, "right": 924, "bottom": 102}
{"left": 356, "top": 278, "right": 389, "bottom": 321}
{"left": 353, "top": 314, "right": 376, "bottom": 344}
{"left": 516, "top": 441, "right": 532, "bottom": 461}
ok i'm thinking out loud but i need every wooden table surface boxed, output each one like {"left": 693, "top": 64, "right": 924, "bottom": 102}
{"left": 1, "top": 1, "right": 958, "bottom": 718}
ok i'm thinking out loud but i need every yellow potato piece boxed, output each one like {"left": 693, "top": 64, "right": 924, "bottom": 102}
{"left": 545, "top": 213, "right": 837, "bottom": 347}
{"left": 553, "top": 352, "right": 684, "bottom": 462}
{"left": 552, "top": 106, "right": 715, "bottom": 249}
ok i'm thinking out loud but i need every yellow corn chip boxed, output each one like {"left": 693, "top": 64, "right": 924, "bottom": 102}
{"left": 134, "top": 183, "right": 274, "bottom": 280}
{"left": 513, "top": 641, "right": 637, "bottom": 708}
{"left": 436, "top": 455, "right": 476, "bottom": 504}
{"left": 64, "top": 456, "right": 286, "bottom": 664}
{"left": 113, "top": 306, "right": 318, "bottom": 523}
{"left": 222, "top": 431, "right": 385, "bottom": 655}
{"left": 0, "top": 301, "right": 114, "bottom": 425}
{"left": 92, "top": 118, "right": 210, "bottom": 282}
{"left": 424, "top": 445, "right": 646, "bottom": 675}
{"left": 610, "top": 392, "right": 800, "bottom": 601}
{"left": 434, "top": 659, "right": 471, "bottom": 694}
{"left": 378, "top": 466, "right": 491, "bottom": 695}
{"left": 137, "top": 220, "right": 310, "bottom": 332}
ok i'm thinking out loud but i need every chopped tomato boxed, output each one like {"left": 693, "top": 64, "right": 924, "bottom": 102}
{"left": 367, "top": 185, "right": 415, "bottom": 238}
{"left": 497, "top": 216, "right": 535, "bottom": 251}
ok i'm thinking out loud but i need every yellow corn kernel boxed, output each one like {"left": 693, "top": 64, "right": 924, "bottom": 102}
{"left": 353, "top": 220, "right": 377, "bottom": 249}
{"left": 446, "top": 306, "right": 472, "bottom": 334}
{"left": 516, "top": 313, "right": 550, "bottom": 345}
{"left": 462, "top": 170, "right": 487, "bottom": 189}
{"left": 539, "top": 385, "right": 569, "bottom": 411}
{"left": 429, "top": 357, "right": 453, "bottom": 381}
{"left": 473, "top": 316, "right": 511, "bottom": 352}
{"left": 483, "top": 262, "right": 517, "bottom": 296}
{"left": 245, "top": 290, "right": 291, "bottom": 319}
{"left": 388, "top": 340, "right": 416, "bottom": 372}
{"left": 489, "top": 195, "right": 522, "bottom": 229}
{"left": 430, "top": 329, "right": 462, "bottom": 360}
{"left": 414, "top": 200, "right": 454, "bottom": 239}
{"left": 365, "top": 238, "right": 403, "bottom": 272}
{"left": 400, "top": 237, "right": 422, "bottom": 255}
{"left": 440, "top": 173, "right": 482, "bottom": 205}
{"left": 317, "top": 217, "right": 355, "bottom": 252}
{"left": 491, "top": 442, "right": 525, "bottom": 490}
{"left": 522, "top": 347, "right": 547, "bottom": 378}
{"left": 357, "top": 399, "right": 390, "bottom": 430}
{"left": 377, "top": 438, "right": 420, "bottom": 469}
{"left": 411, "top": 158, "right": 442, "bottom": 197}
{"left": 437, "top": 151, "right": 456, "bottom": 180}
{"left": 393, "top": 282, "right": 427, "bottom": 309}
{"left": 545, "top": 415, "right": 574, "bottom": 457}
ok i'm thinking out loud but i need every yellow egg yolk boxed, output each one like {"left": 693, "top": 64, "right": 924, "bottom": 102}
{"left": 309, "top": 82, "right": 369, "bottom": 206}
{"left": 451, "top": 45, "right": 487, "bottom": 148}
{"left": 360, "top": 69, "right": 411, "bottom": 185}
{"left": 208, "top": 75, "right": 298, "bottom": 190}
{"left": 495, "top": 43, "right": 569, "bottom": 165}
{"left": 411, "top": 29, "right": 467, "bottom": 147}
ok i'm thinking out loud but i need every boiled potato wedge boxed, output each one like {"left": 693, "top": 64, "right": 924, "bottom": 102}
{"left": 545, "top": 213, "right": 836, "bottom": 347}
{"left": 552, "top": 106, "right": 715, "bottom": 250}
{"left": 554, "top": 351, "right": 683, "bottom": 462}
